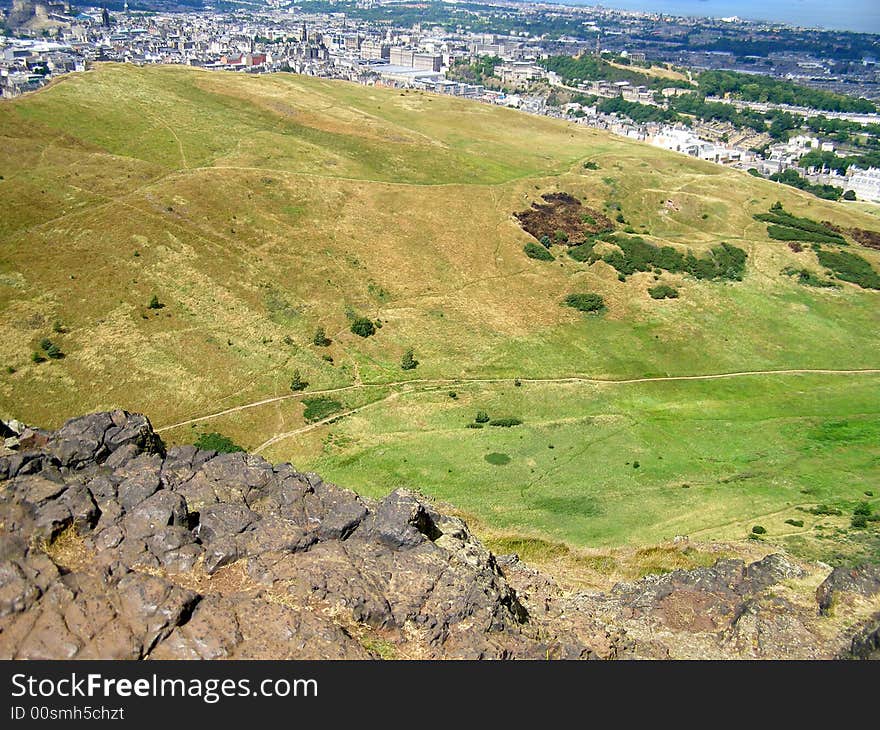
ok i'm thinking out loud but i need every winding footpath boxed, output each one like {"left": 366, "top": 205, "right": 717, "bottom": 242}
{"left": 155, "top": 367, "right": 880, "bottom": 451}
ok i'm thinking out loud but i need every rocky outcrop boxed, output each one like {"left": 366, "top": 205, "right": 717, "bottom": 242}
{"left": 1, "top": 411, "right": 879, "bottom": 660}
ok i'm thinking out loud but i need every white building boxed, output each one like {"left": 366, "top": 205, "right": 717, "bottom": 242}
{"left": 846, "top": 167, "right": 880, "bottom": 202}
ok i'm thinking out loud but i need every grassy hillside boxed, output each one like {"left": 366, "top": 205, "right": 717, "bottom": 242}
{"left": 1, "top": 64, "right": 878, "bottom": 564}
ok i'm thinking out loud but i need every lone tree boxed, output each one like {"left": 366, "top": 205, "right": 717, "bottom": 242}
{"left": 290, "top": 369, "right": 309, "bottom": 392}
{"left": 400, "top": 348, "right": 419, "bottom": 371}
{"left": 312, "top": 327, "right": 330, "bottom": 347}
{"left": 350, "top": 316, "right": 376, "bottom": 338}
{"left": 148, "top": 294, "right": 164, "bottom": 310}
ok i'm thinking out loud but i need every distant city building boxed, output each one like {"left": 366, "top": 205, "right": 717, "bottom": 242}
{"left": 412, "top": 53, "right": 442, "bottom": 72}
{"left": 360, "top": 40, "right": 389, "bottom": 61}
{"left": 389, "top": 47, "right": 414, "bottom": 67}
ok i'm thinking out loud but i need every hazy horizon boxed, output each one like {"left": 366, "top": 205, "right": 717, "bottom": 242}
{"left": 553, "top": 0, "right": 880, "bottom": 35}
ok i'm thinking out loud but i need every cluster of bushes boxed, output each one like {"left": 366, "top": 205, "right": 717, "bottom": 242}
{"left": 563, "top": 292, "right": 605, "bottom": 313}
{"left": 815, "top": 249, "right": 880, "bottom": 290}
{"left": 489, "top": 417, "right": 523, "bottom": 427}
{"left": 302, "top": 397, "right": 343, "bottom": 423}
{"left": 193, "top": 432, "right": 244, "bottom": 454}
{"left": 350, "top": 316, "right": 377, "bottom": 338}
{"left": 467, "top": 411, "right": 522, "bottom": 429}
{"left": 290, "top": 370, "right": 309, "bottom": 392}
{"left": 312, "top": 327, "right": 331, "bottom": 347}
{"left": 524, "top": 242, "right": 555, "bottom": 261}
{"left": 756, "top": 206, "right": 847, "bottom": 244}
{"left": 851, "top": 502, "right": 879, "bottom": 529}
{"left": 805, "top": 504, "right": 843, "bottom": 516}
{"left": 648, "top": 284, "right": 679, "bottom": 300}
{"left": 781, "top": 266, "right": 838, "bottom": 288}
{"left": 767, "top": 224, "right": 846, "bottom": 246}
{"left": 598, "top": 234, "right": 746, "bottom": 281}
{"left": 567, "top": 241, "right": 596, "bottom": 262}
{"left": 32, "top": 338, "right": 64, "bottom": 363}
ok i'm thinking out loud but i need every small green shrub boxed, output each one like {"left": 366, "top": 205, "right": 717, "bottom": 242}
{"left": 648, "top": 284, "right": 679, "bottom": 300}
{"left": 290, "top": 370, "right": 309, "bottom": 392}
{"left": 524, "top": 242, "right": 555, "bottom": 261}
{"left": 312, "top": 327, "right": 330, "bottom": 347}
{"left": 751, "top": 525, "right": 767, "bottom": 535}
{"left": 475, "top": 411, "right": 490, "bottom": 423}
{"left": 148, "top": 294, "right": 164, "bottom": 310}
{"left": 350, "top": 317, "right": 376, "bottom": 338}
{"left": 466, "top": 422, "right": 484, "bottom": 429}
{"left": 448, "top": 391, "right": 457, "bottom": 399}
{"left": 400, "top": 348, "right": 419, "bottom": 371}
{"left": 583, "top": 161, "right": 599, "bottom": 170}
{"left": 489, "top": 417, "right": 523, "bottom": 427}
{"left": 807, "top": 504, "right": 843, "bottom": 516}
{"left": 784, "top": 519, "right": 804, "bottom": 527}
{"left": 194, "top": 432, "right": 244, "bottom": 453}
{"left": 853, "top": 502, "right": 872, "bottom": 516}
{"left": 564, "top": 292, "right": 605, "bottom": 313}
{"left": 39, "top": 339, "right": 64, "bottom": 359}
{"left": 851, "top": 514, "right": 868, "bottom": 529}
{"left": 554, "top": 229, "right": 569, "bottom": 244}
{"left": 31, "top": 351, "right": 46, "bottom": 364}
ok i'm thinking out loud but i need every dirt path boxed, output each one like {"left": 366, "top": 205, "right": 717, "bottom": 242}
{"left": 252, "top": 393, "right": 399, "bottom": 454}
{"left": 155, "top": 367, "right": 880, "bottom": 434}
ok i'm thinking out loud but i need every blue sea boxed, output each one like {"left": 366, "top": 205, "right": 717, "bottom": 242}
{"left": 566, "top": 1, "right": 880, "bottom": 34}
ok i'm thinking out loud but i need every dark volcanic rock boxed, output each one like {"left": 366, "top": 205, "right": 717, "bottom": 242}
{"left": 2, "top": 411, "right": 878, "bottom": 660}
{"left": 0, "top": 411, "right": 559, "bottom": 659}
{"left": 817, "top": 565, "right": 880, "bottom": 615}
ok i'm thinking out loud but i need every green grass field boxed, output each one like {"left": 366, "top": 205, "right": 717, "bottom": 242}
{"left": 1, "top": 64, "right": 879, "bottom": 566}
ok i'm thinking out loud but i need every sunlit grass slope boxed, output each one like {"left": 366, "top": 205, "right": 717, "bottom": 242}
{"left": 1, "top": 64, "right": 878, "bottom": 563}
